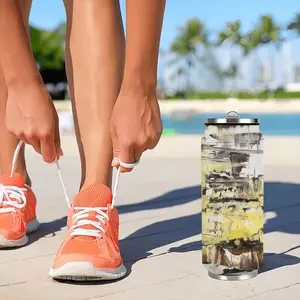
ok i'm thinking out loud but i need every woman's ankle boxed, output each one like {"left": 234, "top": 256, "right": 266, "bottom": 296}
{"left": 13, "top": 167, "right": 31, "bottom": 187}
{"left": 80, "top": 174, "right": 112, "bottom": 192}
{"left": 0, "top": 166, "right": 31, "bottom": 186}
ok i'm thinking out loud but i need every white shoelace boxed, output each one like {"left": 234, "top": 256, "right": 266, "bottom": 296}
{"left": 3, "top": 140, "right": 139, "bottom": 238}
{"left": 70, "top": 207, "right": 109, "bottom": 238}
{"left": 0, "top": 184, "right": 28, "bottom": 213}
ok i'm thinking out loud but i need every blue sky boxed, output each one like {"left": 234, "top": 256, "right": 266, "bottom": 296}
{"left": 29, "top": 1, "right": 300, "bottom": 91}
{"left": 30, "top": 0, "right": 300, "bottom": 51}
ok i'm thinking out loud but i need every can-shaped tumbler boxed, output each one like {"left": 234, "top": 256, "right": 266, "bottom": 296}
{"left": 201, "top": 111, "right": 264, "bottom": 281}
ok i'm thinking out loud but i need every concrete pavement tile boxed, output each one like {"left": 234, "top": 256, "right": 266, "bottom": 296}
{"left": 243, "top": 283, "right": 300, "bottom": 300}
{"left": 88, "top": 265, "right": 300, "bottom": 300}
{"left": 0, "top": 254, "right": 190, "bottom": 300}
{"left": 0, "top": 228, "right": 66, "bottom": 264}
{"left": 263, "top": 231, "right": 300, "bottom": 256}
{"left": 0, "top": 254, "right": 53, "bottom": 287}
{"left": 1, "top": 138, "right": 296, "bottom": 300}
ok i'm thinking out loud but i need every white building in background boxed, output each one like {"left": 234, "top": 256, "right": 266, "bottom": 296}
{"left": 294, "top": 65, "right": 300, "bottom": 82}
{"left": 285, "top": 82, "right": 300, "bottom": 91}
{"left": 282, "top": 40, "right": 300, "bottom": 92}
{"left": 283, "top": 60, "right": 300, "bottom": 92}
{"left": 255, "top": 61, "right": 276, "bottom": 91}
{"left": 285, "top": 66, "right": 300, "bottom": 91}
{"left": 283, "top": 40, "right": 293, "bottom": 84}
{"left": 160, "top": 37, "right": 300, "bottom": 94}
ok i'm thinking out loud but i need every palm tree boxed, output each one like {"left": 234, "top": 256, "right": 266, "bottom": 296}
{"left": 218, "top": 21, "right": 245, "bottom": 95}
{"left": 287, "top": 13, "right": 300, "bottom": 36}
{"left": 169, "top": 18, "right": 208, "bottom": 98}
{"left": 199, "top": 47, "right": 226, "bottom": 91}
{"left": 286, "top": 14, "right": 300, "bottom": 83}
{"left": 249, "top": 15, "right": 282, "bottom": 95}
{"left": 169, "top": 67, "right": 187, "bottom": 96}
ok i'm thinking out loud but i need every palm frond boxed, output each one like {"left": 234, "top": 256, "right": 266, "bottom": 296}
{"left": 250, "top": 15, "right": 281, "bottom": 45}
{"left": 287, "top": 14, "right": 300, "bottom": 34}
{"left": 218, "top": 31, "right": 229, "bottom": 45}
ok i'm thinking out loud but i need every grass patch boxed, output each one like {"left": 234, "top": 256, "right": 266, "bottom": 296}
{"left": 167, "top": 91, "right": 300, "bottom": 100}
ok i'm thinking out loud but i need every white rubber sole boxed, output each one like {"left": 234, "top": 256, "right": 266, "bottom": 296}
{"left": 0, "top": 219, "right": 39, "bottom": 248}
{"left": 49, "top": 262, "right": 127, "bottom": 281}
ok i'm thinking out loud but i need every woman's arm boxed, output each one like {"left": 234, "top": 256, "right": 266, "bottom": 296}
{"left": 111, "top": 0, "right": 166, "bottom": 172}
{"left": 122, "top": 0, "right": 166, "bottom": 93}
{"left": 0, "top": 0, "right": 42, "bottom": 87}
{"left": 0, "top": 0, "right": 61, "bottom": 162}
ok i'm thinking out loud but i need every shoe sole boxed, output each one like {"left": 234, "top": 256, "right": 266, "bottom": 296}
{"left": 0, "top": 219, "right": 39, "bottom": 248}
{"left": 49, "top": 262, "right": 127, "bottom": 281}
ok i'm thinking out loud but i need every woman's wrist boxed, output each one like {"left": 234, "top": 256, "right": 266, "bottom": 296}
{"left": 120, "top": 79, "right": 157, "bottom": 100}
{"left": 6, "top": 71, "right": 43, "bottom": 91}
{"left": 121, "top": 66, "right": 157, "bottom": 99}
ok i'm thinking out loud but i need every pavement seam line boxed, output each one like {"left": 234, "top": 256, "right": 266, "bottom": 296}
{"left": 0, "top": 253, "right": 54, "bottom": 265}
{"left": 0, "top": 281, "right": 27, "bottom": 288}
{"left": 240, "top": 281, "right": 300, "bottom": 300}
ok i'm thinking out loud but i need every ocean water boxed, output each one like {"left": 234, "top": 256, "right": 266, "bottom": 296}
{"left": 58, "top": 111, "right": 300, "bottom": 136}
{"left": 162, "top": 113, "right": 300, "bottom": 136}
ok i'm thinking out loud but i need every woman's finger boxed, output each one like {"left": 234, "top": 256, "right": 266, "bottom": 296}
{"left": 40, "top": 135, "right": 57, "bottom": 163}
{"left": 54, "top": 111, "right": 63, "bottom": 157}
{"left": 119, "top": 145, "right": 135, "bottom": 173}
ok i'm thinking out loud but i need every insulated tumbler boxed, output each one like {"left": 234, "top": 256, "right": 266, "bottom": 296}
{"left": 201, "top": 111, "right": 264, "bottom": 281}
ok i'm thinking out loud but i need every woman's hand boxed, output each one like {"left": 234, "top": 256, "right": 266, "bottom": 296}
{"left": 110, "top": 89, "right": 162, "bottom": 172}
{"left": 5, "top": 82, "right": 62, "bottom": 163}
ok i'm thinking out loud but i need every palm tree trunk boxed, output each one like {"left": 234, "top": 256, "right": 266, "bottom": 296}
{"left": 229, "top": 44, "right": 234, "bottom": 97}
{"left": 267, "top": 45, "right": 273, "bottom": 99}
{"left": 266, "top": 45, "right": 275, "bottom": 99}
{"left": 186, "top": 60, "right": 192, "bottom": 99}
{"left": 230, "top": 46, "right": 239, "bottom": 98}
{"left": 255, "top": 47, "right": 264, "bottom": 96}
{"left": 283, "top": 40, "right": 292, "bottom": 85}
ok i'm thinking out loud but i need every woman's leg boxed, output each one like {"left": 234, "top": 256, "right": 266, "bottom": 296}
{"left": 0, "top": 0, "right": 32, "bottom": 183}
{"left": 50, "top": 1, "right": 127, "bottom": 280}
{"left": 63, "top": 0, "right": 125, "bottom": 190}
{"left": 0, "top": 0, "right": 40, "bottom": 249}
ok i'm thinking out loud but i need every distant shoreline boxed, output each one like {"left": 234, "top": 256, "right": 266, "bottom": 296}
{"left": 54, "top": 99, "right": 300, "bottom": 114}
{"left": 158, "top": 99, "right": 300, "bottom": 114}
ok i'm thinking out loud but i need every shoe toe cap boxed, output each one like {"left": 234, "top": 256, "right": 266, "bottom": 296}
{"left": 52, "top": 252, "right": 123, "bottom": 270}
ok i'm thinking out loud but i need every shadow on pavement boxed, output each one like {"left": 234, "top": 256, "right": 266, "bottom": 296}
{"left": 28, "top": 216, "right": 67, "bottom": 245}
{"left": 120, "top": 212, "right": 201, "bottom": 258}
{"left": 120, "top": 182, "right": 300, "bottom": 274}
{"left": 168, "top": 241, "right": 202, "bottom": 253}
{"left": 261, "top": 246, "right": 300, "bottom": 274}
{"left": 264, "top": 182, "right": 300, "bottom": 234}
{"left": 117, "top": 185, "right": 201, "bottom": 214}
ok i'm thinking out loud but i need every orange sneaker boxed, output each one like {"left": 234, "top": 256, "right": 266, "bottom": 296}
{"left": 0, "top": 172, "right": 39, "bottom": 247}
{"left": 49, "top": 184, "right": 126, "bottom": 281}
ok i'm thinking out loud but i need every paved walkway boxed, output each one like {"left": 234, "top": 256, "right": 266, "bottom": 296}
{"left": 0, "top": 135, "right": 299, "bottom": 300}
